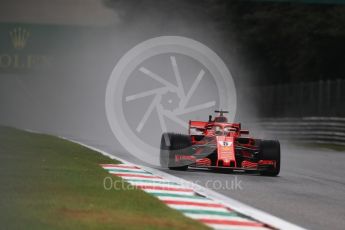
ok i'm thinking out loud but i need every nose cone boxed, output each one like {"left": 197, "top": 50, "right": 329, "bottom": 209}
{"left": 216, "top": 136, "right": 236, "bottom": 167}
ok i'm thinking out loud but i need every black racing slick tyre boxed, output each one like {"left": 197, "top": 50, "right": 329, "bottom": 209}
{"left": 259, "top": 140, "right": 281, "bottom": 176}
{"left": 160, "top": 133, "right": 192, "bottom": 170}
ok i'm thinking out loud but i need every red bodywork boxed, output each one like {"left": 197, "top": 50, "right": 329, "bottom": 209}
{"left": 174, "top": 114, "right": 277, "bottom": 171}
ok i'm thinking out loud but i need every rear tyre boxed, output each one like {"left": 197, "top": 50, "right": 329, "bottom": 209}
{"left": 160, "top": 133, "right": 192, "bottom": 170}
{"left": 259, "top": 140, "right": 280, "bottom": 176}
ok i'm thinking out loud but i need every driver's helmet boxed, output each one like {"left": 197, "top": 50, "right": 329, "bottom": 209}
{"left": 224, "top": 126, "right": 237, "bottom": 135}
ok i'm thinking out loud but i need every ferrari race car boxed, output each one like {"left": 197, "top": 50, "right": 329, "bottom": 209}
{"left": 160, "top": 110, "right": 280, "bottom": 176}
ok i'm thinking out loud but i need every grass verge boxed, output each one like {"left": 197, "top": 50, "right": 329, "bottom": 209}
{"left": 0, "top": 126, "right": 209, "bottom": 230}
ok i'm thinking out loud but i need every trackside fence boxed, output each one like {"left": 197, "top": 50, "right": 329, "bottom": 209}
{"left": 238, "top": 79, "right": 345, "bottom": 118}
{"left": 246, "top": 117, "right": 345, "bottom": 146}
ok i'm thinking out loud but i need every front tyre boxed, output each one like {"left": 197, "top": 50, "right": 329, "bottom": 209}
{"left": 160, "top": 133, "right": 192, "bottom": 170}
{"left": 259, "top": 140, "right": 280, "bottom": 176}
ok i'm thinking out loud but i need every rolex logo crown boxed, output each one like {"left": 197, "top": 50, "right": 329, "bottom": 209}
{"left": 10, "top": 27, "right": 30, "bottom": 49}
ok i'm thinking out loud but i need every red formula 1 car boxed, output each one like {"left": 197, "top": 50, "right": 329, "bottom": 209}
{"left": 160, "top": 110, "right": 280, "bottom": 176}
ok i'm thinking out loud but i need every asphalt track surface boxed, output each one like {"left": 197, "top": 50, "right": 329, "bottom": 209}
{"left": 71, "top": 138, "right": 345, "bottom": 230}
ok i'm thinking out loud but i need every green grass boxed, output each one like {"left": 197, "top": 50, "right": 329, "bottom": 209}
{"left": 0, "top": 126, "right": 209, "bottom": 230}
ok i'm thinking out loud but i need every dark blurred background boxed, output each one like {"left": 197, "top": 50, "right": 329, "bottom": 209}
{"left": 1, "top": 0, "right": 344, "bottom": 146}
